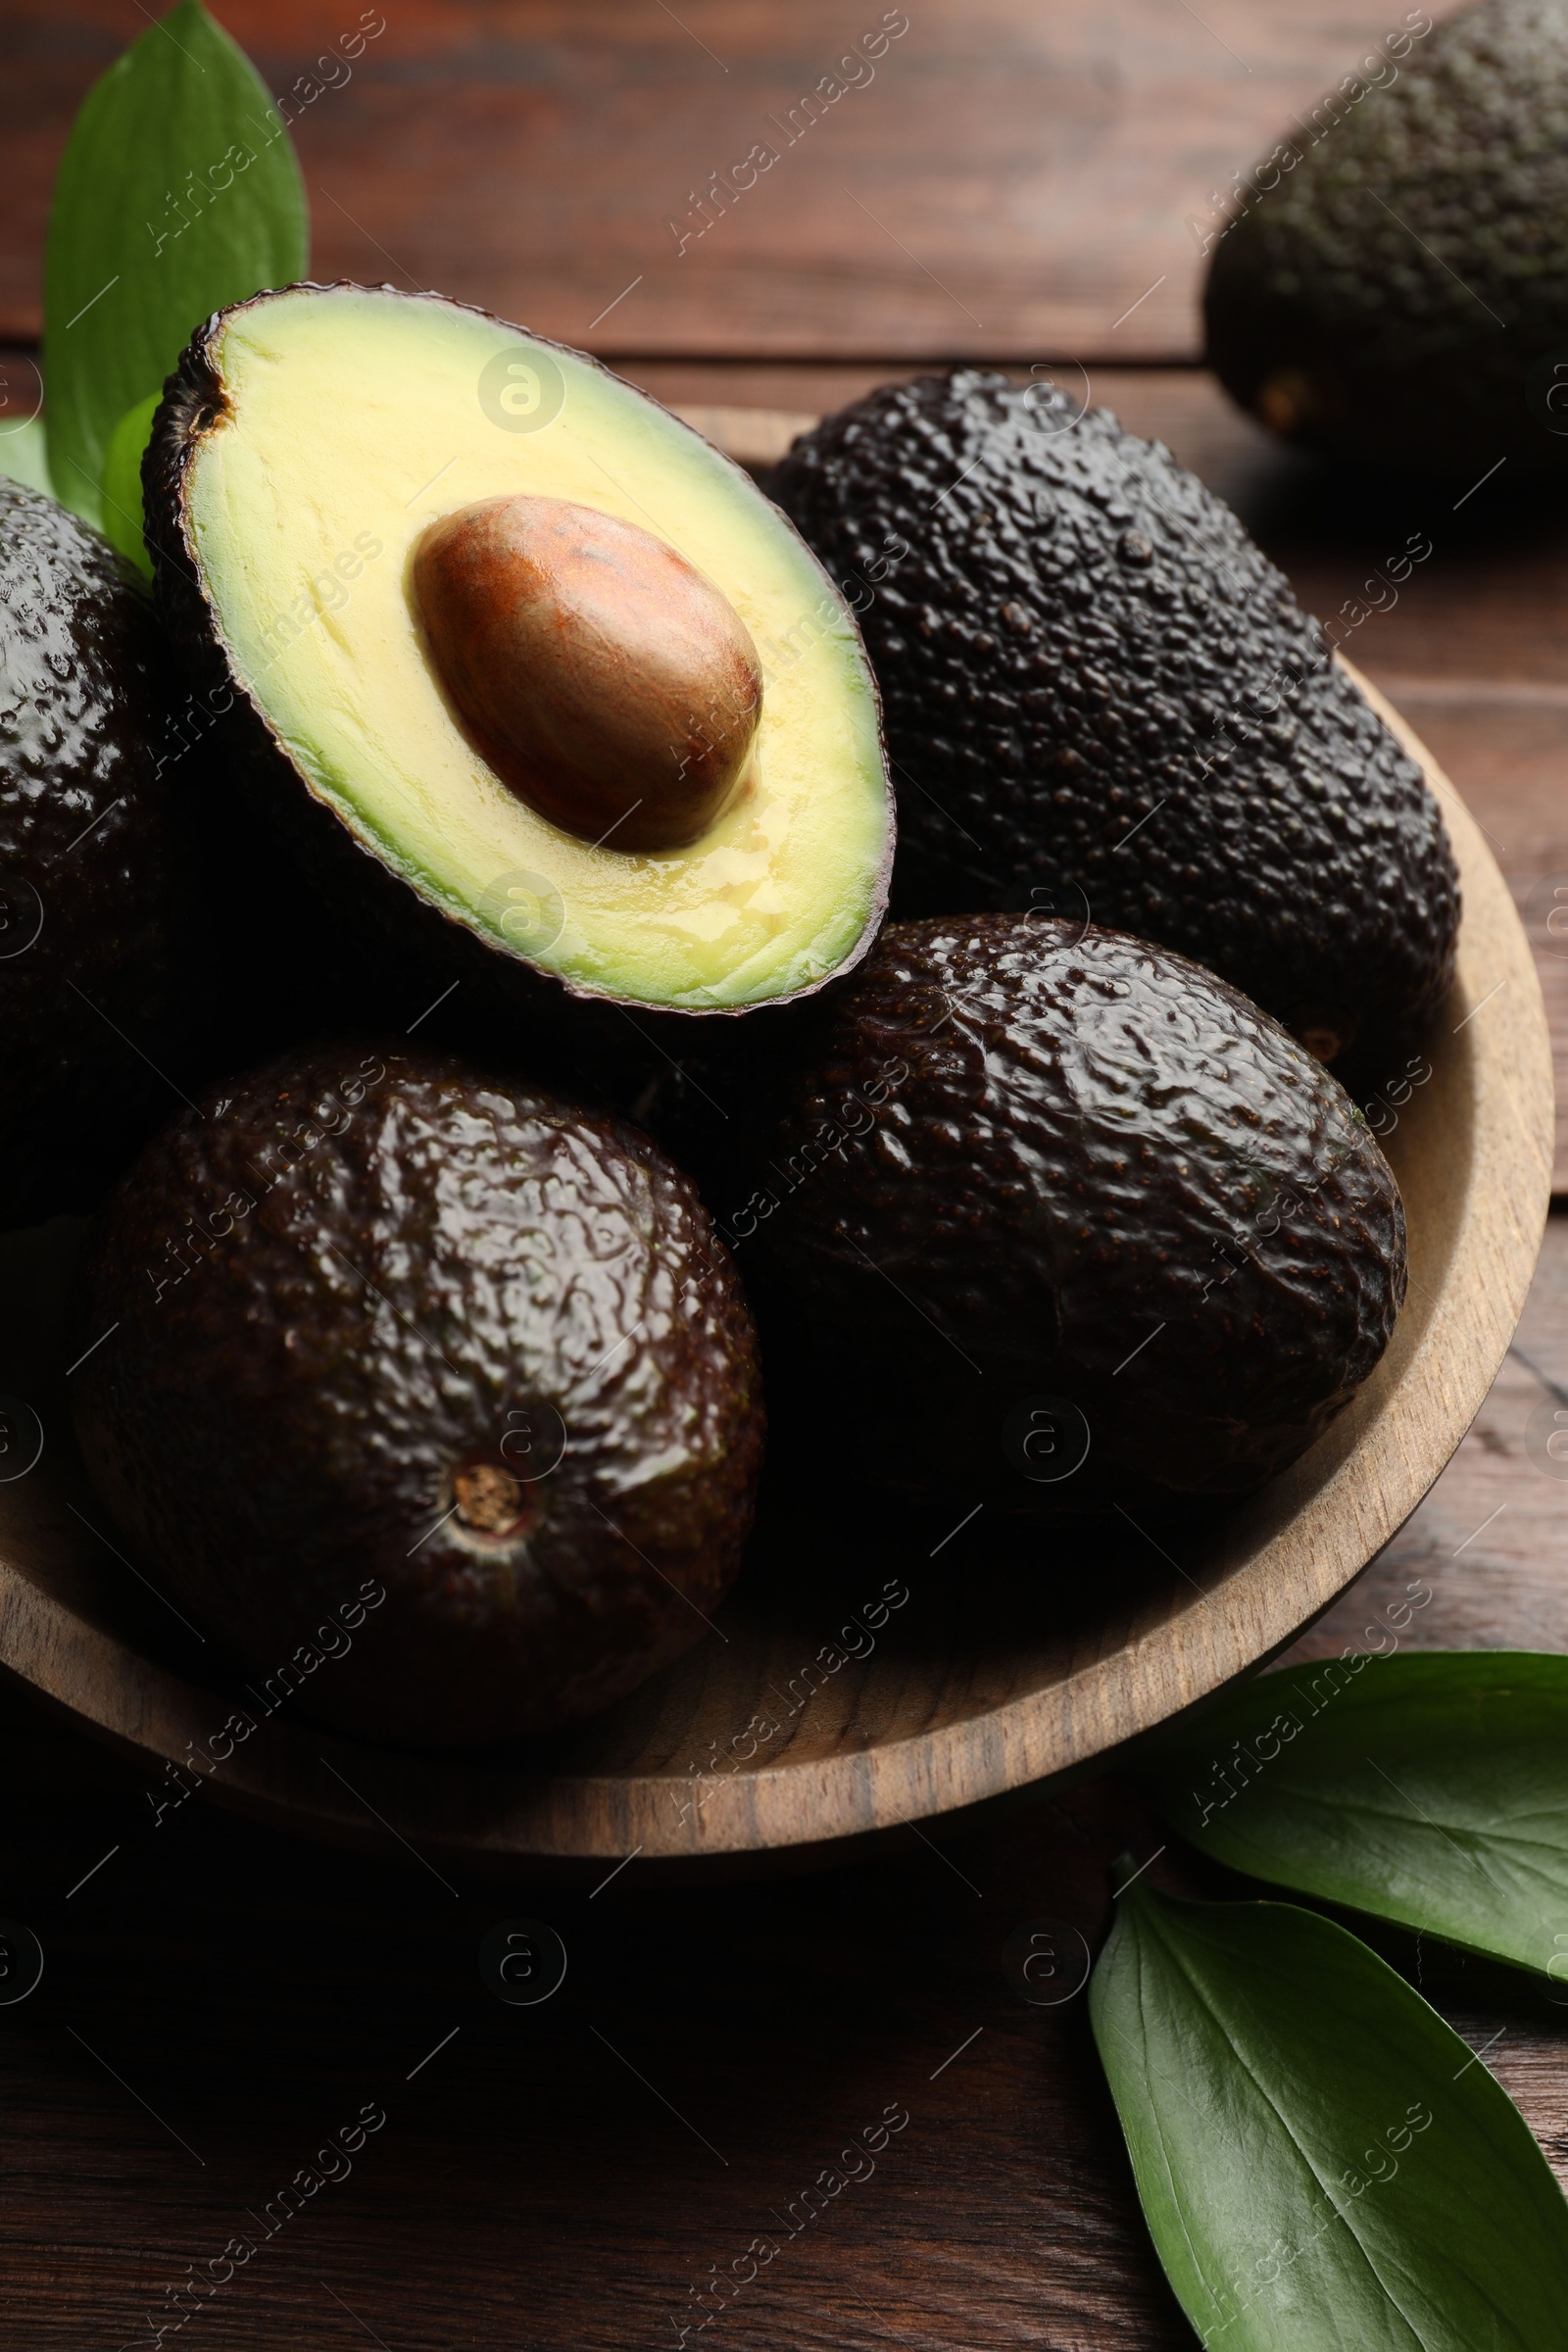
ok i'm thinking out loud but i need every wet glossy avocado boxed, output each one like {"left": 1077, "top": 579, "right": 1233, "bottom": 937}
{"left": 1206, "top": 0, "right": 1568, "bottom": 475}
{"left": 770, "top": 371, "right": 1459, "bottom": 1064}
{"left": 72, "top": 1046, "right": 764, "bottom": 1746}
{"left": 144, "top": 281, "right": 894, "bottom": 1032}
{"left": 0, "top": 481, "right": 187, "bottom": 1228}
{"left": 742, "top": 914, "right": 1406, "bottom": 1507}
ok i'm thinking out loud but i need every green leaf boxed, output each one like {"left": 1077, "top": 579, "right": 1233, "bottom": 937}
{"left": 1141, "top": 1651, "right": 1568, "bottom": 1979}
{"left": 0, "top": 416, "right": 54, "bottom": 499}
{"left": 1091, "top": 1880, "right": 1568, "bottom": 2350}
{"left": 42, "top": 0, "right": 307, "bottom": 530}
{"left": 99, "top": 394, "right": 162, "bottom": 576}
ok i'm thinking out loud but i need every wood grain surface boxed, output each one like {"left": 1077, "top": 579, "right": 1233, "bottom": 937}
{"left": 0, "top": 0, "right": 1465, "bottom": 360}
{"left": 0, "top": 1214, "right": 1564, "bottom": 2352}
{"left": 4, "top": 1, "right": 1568, "bottom": 2341}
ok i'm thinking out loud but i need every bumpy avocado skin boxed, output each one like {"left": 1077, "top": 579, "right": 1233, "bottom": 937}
{"left": 744, "top": 915, "right": 1405, "bottom": 1508}
{"left": 72, "top": 1047, "right": 764, "bottom": 1746}
{"left": 1205, "top": 0, "right": 1568, "bottom": 474}
{"left": 0, "top": 484, "right": 186, "bottom": 1226}
{"left": 769, "top": 372, "right": 1459, "bottom": 1064}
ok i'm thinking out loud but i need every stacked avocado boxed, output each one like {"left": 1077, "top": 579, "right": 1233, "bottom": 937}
{"left": 0, "top": 483, "right": 189, "bottom": 1226}
{"left": 768, "top": 370, "right": 1458, "bottom": 1064}
{"left": 1205, "top": 0, "right": 1568, "bottom": 474}
{"left": 739, "top": 915, "right": 1406, "bottom": 1510}
{"left": 75, "top": 1048, "right": 762, "bottom": 1746}
{"left": 6, "top": 280, "right": 1457, "bottom": 1747}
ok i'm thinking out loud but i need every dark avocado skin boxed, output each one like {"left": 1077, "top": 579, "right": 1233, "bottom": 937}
{"left": 1205, "top": 0, "right": 1568, "bottom": 475}
{"left": 744, "top": 914, "right": 1406, "bottom": 1508}
{"left": 769, "top": 371, "right": 1459, "bottom": 1065}
{"left": 72, "top": 1046, "right": 764, "bottom": 1747}
{"left": 0, "top": 483, "right": 187, "bottom": 1227}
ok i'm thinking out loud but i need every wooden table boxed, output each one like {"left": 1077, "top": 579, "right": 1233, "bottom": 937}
{"left": 2, "top": 5, "right": 1566, "bottom": 2344}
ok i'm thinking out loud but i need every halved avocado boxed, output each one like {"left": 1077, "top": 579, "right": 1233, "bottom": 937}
{"left": 145, "top": 282, "right": 894, "bottom": 1021}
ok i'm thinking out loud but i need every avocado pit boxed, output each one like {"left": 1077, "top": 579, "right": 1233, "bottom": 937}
{"left": 414, "top": 493, "right": 763, "bottom": 855}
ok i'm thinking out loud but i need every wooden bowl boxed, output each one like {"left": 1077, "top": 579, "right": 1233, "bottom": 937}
{"left": 0, "top": 662, "right": 1550, "bottom": 1878}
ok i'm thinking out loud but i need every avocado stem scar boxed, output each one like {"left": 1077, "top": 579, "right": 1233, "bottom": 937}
{"left": 453, "top": 1459, "right": 532, "bottom": 1539}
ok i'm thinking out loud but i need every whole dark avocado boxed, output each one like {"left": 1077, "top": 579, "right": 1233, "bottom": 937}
{"left": 1205, "top": 0, "right": 1568, "bottom": 475}
{"left": 0, "top": 481, "right": 186, "bottom": 1227}
{"left": 742, "top": 915, "right": 1406, "bottom": 1508}
{"left": 769, "top": 371, "right": 1459, "bottom": 1064}
{"left": 72, "top": 1046, "right": 764, "bottom": 1746}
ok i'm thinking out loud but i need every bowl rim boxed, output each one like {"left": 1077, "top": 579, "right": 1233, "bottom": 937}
{"left": 0, "top": 664, "right": 1551, "bottom": 1870}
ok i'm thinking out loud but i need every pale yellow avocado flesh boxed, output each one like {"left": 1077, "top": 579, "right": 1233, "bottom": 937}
{"left": 185, "top": 286, "right": 891, "bottom": 1009}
